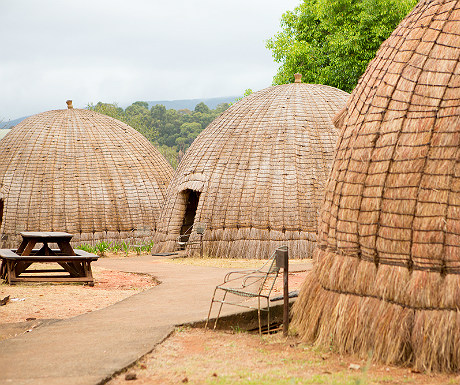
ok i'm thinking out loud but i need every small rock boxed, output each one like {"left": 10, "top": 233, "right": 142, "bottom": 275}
{"left": 182, "top": 377, "right": 188, "bottom": 383}
{"left": 26, "top": 317, "right": 36, "bottom": 321}
{"left": 125, "top": 372, "right": 137, "bottom": 381}
{"left": 212, "top": 373, "right": 218, "bottom": 377}
{"left": 140, "top": 364, "right": 147, "bottom": 369}
{"left": 348, "top": 363, "right": 361, "bottom": 371}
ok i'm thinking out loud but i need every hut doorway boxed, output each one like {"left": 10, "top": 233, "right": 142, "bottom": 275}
{"left": 180, "top": 189, "right": 201, "bottom": 237}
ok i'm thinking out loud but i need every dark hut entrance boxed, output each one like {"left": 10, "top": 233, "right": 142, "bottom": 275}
{"left": 180, "top": 189, "right": 201, "bottom": 240}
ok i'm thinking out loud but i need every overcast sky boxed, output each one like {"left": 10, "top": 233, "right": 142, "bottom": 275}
{"left": 0, "top": 0, "right": 300, "bottom": 121}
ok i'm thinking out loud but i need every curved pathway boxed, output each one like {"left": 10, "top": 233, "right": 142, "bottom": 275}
{"left": 0, "top": 256, "right": 311, "bottom": 385}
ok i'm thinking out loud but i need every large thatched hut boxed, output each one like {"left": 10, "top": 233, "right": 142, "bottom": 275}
{"left": 0, "top": 102, "right": 174, "bottom": 247}
{"left": 153, "top": 77, "right": 349, "bottom": 258}
{"left": 292, "top": 0, "right": 460, "bottom": 372}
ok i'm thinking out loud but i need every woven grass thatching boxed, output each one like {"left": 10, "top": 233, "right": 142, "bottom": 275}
{"left": 153, "top": 78, "right": 349, "bottom": 258}
{"left": 292, "top": 0, "right": 460, "bottom": 372}
{"left": 0, "top": 105, "right": 173, "bottom": 247}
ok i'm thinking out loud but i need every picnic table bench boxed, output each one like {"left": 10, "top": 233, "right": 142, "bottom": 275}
{"left": 0, "top": 232, "right": 99, "bottom": 286}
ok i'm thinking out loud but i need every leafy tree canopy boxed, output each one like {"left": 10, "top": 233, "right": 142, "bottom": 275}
{"left": 87, "top": 100, "right": 231, "bottom": 168}
{"left": 266, "top": 0, "right": 417, "bottom": 92}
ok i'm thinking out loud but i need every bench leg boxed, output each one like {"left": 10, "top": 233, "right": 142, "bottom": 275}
{"left": 205, "top": 287, "right": 218, "bottom": 330}
{"left": 59, "top": 260, "right": 95, "bottom": 285}
{"left": 6, "top": 260, "right": 17, "bottom": 285}
{"left": 58, "top": 261, "right": 84, "bottom": 278}
{"left": 83, "top": 261, "right": 95, "bottom": 286}
{"left": 15, "top": 261, "right": 32, "bottom": 276}
{"left": 0, "top": 259, "right": 6, "bottom": 280}
{"left": 213, "top": 290, "right": 228, "bottom": 330}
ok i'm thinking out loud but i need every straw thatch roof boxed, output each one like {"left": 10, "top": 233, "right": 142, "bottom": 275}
{"left": 292, "top": 0, "right": 460, "bottom": 372}
{"left": 153, "top": 78, "right": 349, "bottom": 258}
{"left": 0, "top": 104, "right": 173, "bottom": 247}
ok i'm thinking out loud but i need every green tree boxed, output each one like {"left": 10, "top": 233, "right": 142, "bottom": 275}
{"left": 151, "top": 104, "right": 167, "bottom": 122}
{"left": 232, "top": 89, "right": 253, "bottom": 105}
{"left": 177, "top": 122, "right": 202, "bottom": 150}
{"left": 156, "top": 144, "right": 180, "bottom": 169}
{"left": 194, "top": 102, "right": 210, "bottom": 114}
{"left": 87, "top": 102, "right": 125, "bottom": 120}
{"left": 266, "top": 0, "right": 417, "bottom": 92}
{"left": 87, "top": 100, "right": 230, "bottom": 169}
{"left": 215, "top": 103, "right": 230, "bottom": 114}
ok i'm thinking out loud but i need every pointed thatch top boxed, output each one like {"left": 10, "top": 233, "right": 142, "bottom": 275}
{"left": 154, "top": 81, "right": 349, "bottom": 258}
{"left": 293, "top": 0, "right": 460, "bottom": 372}
{"left": 0, "top": 106, "right": 173, "bottom": 246}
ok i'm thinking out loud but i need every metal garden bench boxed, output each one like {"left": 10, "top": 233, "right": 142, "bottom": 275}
{"left": 205, "top": 246, "right": 287, "bottom": 334}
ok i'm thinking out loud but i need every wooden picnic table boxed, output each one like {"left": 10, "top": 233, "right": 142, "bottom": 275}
{"left": 0, "top": 231, "right": 99, "bottom": 285}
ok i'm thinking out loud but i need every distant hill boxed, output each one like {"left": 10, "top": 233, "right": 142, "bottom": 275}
{"left": 2, "top": 97, "right": 240, "bottom": 129}
{"left": 145, "top": 96, "right": 240, "bottom": 111}
{"left": 2, "top": 116, "right": 29, "bottom": 129}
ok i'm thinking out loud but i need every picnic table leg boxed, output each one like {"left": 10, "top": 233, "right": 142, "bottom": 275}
{"left": 57, "top": 241, "right": 76, "bottom": 256}
{"left": 58, "top": 261, "right": 83, "bottom": 277}
{"left": 15, "top": 261, "right": 32, "bottom": 276}
{"left": 16, "top": 239, "right": 29, "bottom": 255}
{"left": 35, "top": 243, "right": 57, "bottom": 256}
{"left": 20, "top": 240, "right": 38, "bottom": 256}
{"left": 6, "top": 260, "right": 17, "bottom": 284}
{"left": 83, "top": 261, "right": 95, "bottom": 286}
{"left": 0, "top": 259, "right": 5, "bottom": 279}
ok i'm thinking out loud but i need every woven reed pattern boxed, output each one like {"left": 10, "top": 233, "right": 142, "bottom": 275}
{"left": 292, "top": 0, "right": 460, "bottom": 372}
{"left": 153, "top": 82, "right": 349, "bottom": 258}
{"left": 0, "top": 108, "right": 173, "bottom": 247}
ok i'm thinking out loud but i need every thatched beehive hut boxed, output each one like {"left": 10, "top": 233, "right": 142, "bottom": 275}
{"left": 0, "top": 102, "right": 173, "bottom": 247}
{"left": 153, "top": 76, "right": 349, "bottom": 258}
{"left": 292, "top": 0, "right": 460, "bottom": 372}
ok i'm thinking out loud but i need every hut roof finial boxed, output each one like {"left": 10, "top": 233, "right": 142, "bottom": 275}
{"left": 294, "top": 73, "right": 302, "bottom": 83}
{"left": 66, "top": 100, "right": 73, "bottom": 109}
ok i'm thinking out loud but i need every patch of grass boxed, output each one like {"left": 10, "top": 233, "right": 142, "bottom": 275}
{"left": 120, "top": 241, "right": 130, "bottom": 256}
{"left": 230, "top": 325, "right": 245, "bottom": 334}
{"left": 131, "top": 245, "right": 142, "bottom": 255}
{"left": 141, "top": 241, "right": 154, "bottom": 253}
{"left": 204, "top": 370, "right": 367, "bottom": 385}
{"left": 75, "top": 243, "right": 96, "bottom": 253}
{"left": 76, "top": 240, "right": 155, "bottom": 257}
{"left": 94, "top": 240, "right": 112, "bottom": 257}
{"left": 110, "top": 243, "right": 121, "bottom": 253}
